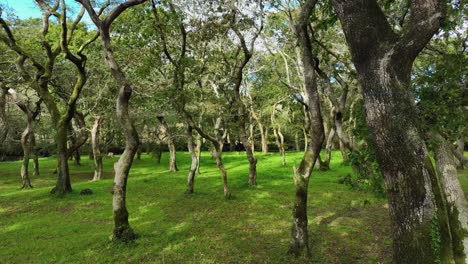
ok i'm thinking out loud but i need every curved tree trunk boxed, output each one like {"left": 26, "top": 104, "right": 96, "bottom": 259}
{"left": 92, "top": 116, "right": 103, "bottom": 181}
{"left": 432, "top": 132, "right": 468, "bottom": 263}
{"left": 289, "top": 0, "right": 324, "bottom": 256}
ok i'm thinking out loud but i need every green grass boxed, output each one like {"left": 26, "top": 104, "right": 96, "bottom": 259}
{"left": 0, "top": 151, "right": 466, "bottom": 263}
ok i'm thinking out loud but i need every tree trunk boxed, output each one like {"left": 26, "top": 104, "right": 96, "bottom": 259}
{"left": 323, "top": 127, "right": 335, "bottom": 170}
{"left": 339, "top": 139, "right": 348, "bottom": 162}
{"left": 330, "top": 0, "right": 452, "bottom": 261}
{"left": 273, "top": 127, "right": 286, "bottom": 166}
{"left": 214, "top": 143, "right": 230, "bottom": 198}
{"left": 195, "top": 133, "right": 202, "bottom": 174}
{"left": 303, "top": 127, "right": 308, "bottom": 153}
{"left": 168, "top": 141, "right": 177, "bottom": 172}
{"left": 31, "top": 133, "right": 40, "bottom": 177}
{"left": 92, "top": 116, "right": 103, "bottom": 181}
{"left": 295, "top": 132, "right": 300, "bottom": 151}
{"left": 432, "top": 133, "right": 468, "bottom": 263}
{"left": 73, "top": 149, "right": 81, "bottom": 166}
{"left": 51, "top": 123, "right": 72, "bottom": 194}
{"left": 157, "top": 116, "right": 178, "bottom": 172}
{"left": 0, "top": 85, "right": 8, "bottom": 146}
{"left": 20, "top": 122, "right": 33, "bottom": 189}
{"left": 454, "top": 137, "right": 465, "bottom": 169}
{"left": 259, "top": 123, "right": 269, "bottom": 154}
{"left": 97, "top": 23, "right": 142, "bottom": 242}
{"left": 289, "top": 0, "right": 325, "bottom": 256}
{"left": 186, "top": 126, "right": 198, "bottom": 194}
{"left": 136, "top": 145, "right": 142, "bottom": 160}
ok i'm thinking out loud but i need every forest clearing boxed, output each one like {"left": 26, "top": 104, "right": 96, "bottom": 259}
{"left": 0, "top": 0, "right": 466, "bottom": 263}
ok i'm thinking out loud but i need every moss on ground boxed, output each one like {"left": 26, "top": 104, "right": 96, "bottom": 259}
{"left": 0, "top": 151, "right": 466, "bottom": 263}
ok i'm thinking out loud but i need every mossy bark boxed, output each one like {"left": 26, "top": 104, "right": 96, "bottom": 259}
{"left": 433, "top": 133, "right": 468, "bottom": 263}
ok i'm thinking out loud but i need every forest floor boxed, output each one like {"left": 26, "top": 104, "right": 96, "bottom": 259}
{"left": 0, "top": 151, "right": 467, "bottom": 264}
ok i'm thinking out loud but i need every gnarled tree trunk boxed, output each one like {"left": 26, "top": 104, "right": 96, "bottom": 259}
{"left": 331, "top": 0, "right": 452, "bottom": 262}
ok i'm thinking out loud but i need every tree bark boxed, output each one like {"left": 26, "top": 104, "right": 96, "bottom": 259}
{"left": 92, "top": 116, "right": 103, "bottom": 181}
{"left": 454, "top": 137, "right": 465, "bottom": 169}
{"left": 289, "top": 0, "right": 324, "bottom": 256}
{"left": 259, "top": 122, "right": 269, "bottom": 154}
{"left": 186, "top": 126, "right": 199, "bottom": 194}
{"left": 273, "top": 126, "right": 286, "bottom": 166}
{"left": 330, "top": 0, "right": 452, "bottom": 262}
{"left": 52, "top": 122, "right": 72, "bottom": 194}
{"left": 295, "top": 132, "right": 300, "bottom": 151}
{"left": 339, "top": 139, "right": 348, "bottom": 162}
{"left": 0, "top": 85, "right": 8, "bottom": 146}
{"left": 19, "top": 113, "right": 34, "bottom": 189}
{"left": 432, "top": 132, "right": 468, "bottom": 263}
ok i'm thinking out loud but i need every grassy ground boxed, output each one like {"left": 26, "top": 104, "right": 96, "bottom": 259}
{"left": 0, "top": 151, "right": 466, "bottom": 264}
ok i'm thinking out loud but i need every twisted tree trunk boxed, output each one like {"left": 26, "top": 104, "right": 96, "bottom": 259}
{"left": 77, "top": 0, "right": 147, "bottom": 241}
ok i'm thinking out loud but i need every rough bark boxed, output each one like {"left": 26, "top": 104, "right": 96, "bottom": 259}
{"left": 289, "top": 0, "right": 324, "bottom": 256}
{"left": 330, "top": 0, "right": 452, "bottom": 262}
{"left": 78, "top": 0, "right": 147, "bottom": 242}
{"left": 432, "top": 132, "right": 468, "bottom": 263}
{"left": 92, "top": 116, "right": 103, "bottom": 181}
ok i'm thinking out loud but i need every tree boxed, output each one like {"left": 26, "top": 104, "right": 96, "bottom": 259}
{"left": 77, "top": 0, "right": 148, "bottom": 242}
{"left": 9, "top": 89, "right": 42, "bottom": 189}
{"left": 330, "top": 0, "right": 455, "bottom": 262}
{"left": 0, "top": 1, "right": 97, "bottom": 194}
{"left": 288, "top": 0, "right": 324, "bottom": 256}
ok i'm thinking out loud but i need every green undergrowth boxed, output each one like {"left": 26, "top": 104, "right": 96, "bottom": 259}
{"left": 1, "top": 151, "right": 465, "bottom": 263}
